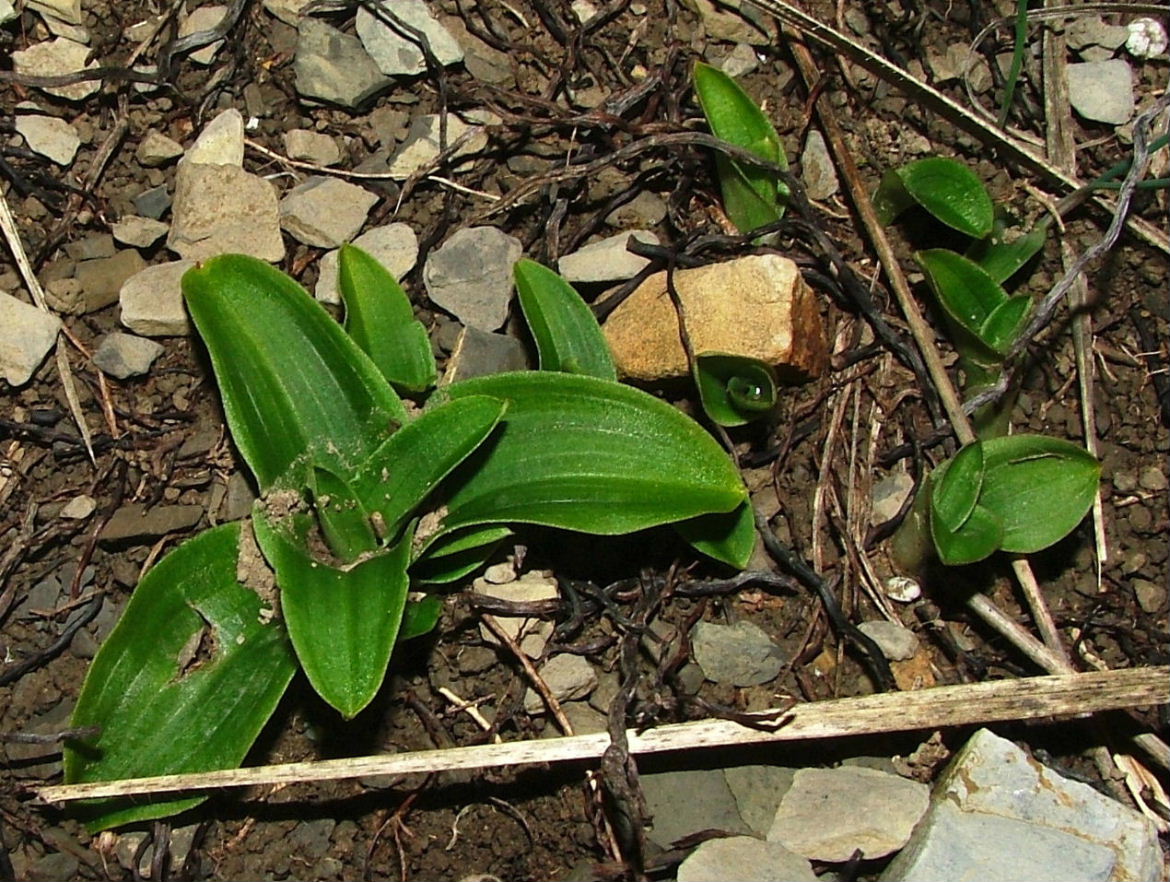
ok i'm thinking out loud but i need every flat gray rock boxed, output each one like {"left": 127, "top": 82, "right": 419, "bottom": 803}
{"left": 119, "top": 260, "right": 196, "bottom": 336}
{"left": 100, "top": 503, "right": 204, "bottom": 544}
{"left": 557, "top": 230, "right": 658, "bottom": 283}
{"left": 315, "top": 223, "right": 418, "bottom": 305}
{"left": 523, "top": 653, "right": 597, "bottom": 713}
{"left": 387, "top": 110, "right": 492, "bottom": 179}
{"left": 74, "top": 250, "right": 147, "bottom": 313}
{"left": 177, "top": 4, "right": 227, "bottom": 65}
{"left": 724, "top": 765, "right": 797, "bottom": 836}
{"left": 678, "top": 836, "right": 816, "bottom": 882}
{"left": 15, "top": 113, "right": 80, "bottom": 165}
{"left": 1066, "top": 60, "right": 1135, "bottom": 125}
{"left": 440, "top": 326, "right": 529, "bottom": 384}
{"left": 183, "top": 108, "right": 244, "bottom": 166}
{"left": 356, "top": 0, "right": 463, "bottom": 77}
{"left": 857, "top": 620, "right": 919, "bottom": 661}
{"left": 767, "top": 766, "right": 929, "bottom": 861}
{"left": 11, "top": 37, "right": 100, "bottom": 101}
{"left": 111, "top": 216, "right": 169, "bottom": 249}
{"left": 136, "top": 130, "right": 185, "bottom": 167}
{"left": 134, "top": 185, "right": 172, "bottom": 219}
{"left": 424, "top": 226, "right": 521, "bottom": 331}
{"left": 641, "top": 768, "right": 751, "bottom": 849}
{"left": 294, "top": 17, "right": 391, "bottom": 109}
{"left": 168, "top": 163, "right": 284, "bottom": 262}
{"left": 0, "top": 291, "right": 60, "bottom": 386}
{"left": 280, "top": 176, "right": 378, "bottom": 248}
{"left": 283, "top": 128, "right": 341, "bottom": 166}
{"left": 900, "top": 728, "right": 1163, "bottom": 882}
{"left": 801, "top": 129, "right": 839, "bottom": 201}
{"left": 691, "top": 620, "right": 783, "bottom": 686}
{"left": 92, "top": 332, "right": 165, "bottom": 379}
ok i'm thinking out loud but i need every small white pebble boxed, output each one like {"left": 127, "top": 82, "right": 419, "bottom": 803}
{"left": 59, "top": 494, "right": 97, "bottom": 519}
{"left": 1126, "top": 18, "right": 1168, "bottom": 59}
{"left": 885, "top": 575, "right": 922, "bottom": 603}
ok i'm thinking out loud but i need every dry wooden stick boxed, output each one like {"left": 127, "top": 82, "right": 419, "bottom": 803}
{"left": 38, "top": 667, "right": 1168, "bottom": 804}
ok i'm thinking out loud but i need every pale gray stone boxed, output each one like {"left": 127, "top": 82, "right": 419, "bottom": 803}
{"left": 424, "top": 226, "right": 522, "bottom": 331}
{"left": 59, "top": 494, "right": 96, "bottom": 519}
{"left": 119, "top": 260, "right": 197, "bottom": 336}
{"left": 262, "top": 0, "right": 314, "bottom": 26}
{"left": 100, "top": 503, "right": 204, "bottom": 544}
{"left": 136, "top": 130, "right": 185, "bottom": 167}
{"left": 606, "top": 190, "right": 667, "bottom": 228}
{"left": 283, "top": 128, "right": 341, "bottom": 166}
{"left": 315, "top": 223, "right": 418, "bottom": 305}
{"left": 356, "top": 0, "right": 464, "bottom": 77}
{"left": 92, "top": 332, "right": 165, "bottom": 379}
{"left": 178, "top": 5, "right": 228, "bottom": 65}
{"left": 870, "top": 471, "right": 914, "bottom": 524}
{"left": 294, "top": 17, "right": 391, "bottom": 109}
{"left": 26, "top": 0, "right": 81, "bottom": 24}
{"left": 15, "top": 113, "right": 81, "bottom": 165}
{"left": 557, "top": 230, "right": 658, "bottom": 283}
{"left": 857, "top": 620, "right": 920, "bottom": 661}
{"left": 642, "top": 768, "right": 751, "bottom": 849}
{"left": 717, "top": 42, "right": 760, "bottom": 78}
{"left": 440, "top": 326, "right": 530, "bottom": 384}
{"left": 112, "top": 216, "right": 169, "bottom": 249}
{"left": 724, "top": 765, "right": 797, "bottom": 836}
{"left": 1133, "top": 579, "right": 1166, "bottom": 614}
{"left": 767, "top": 766, "right": 929, "bottom": 861}
{"left": 1067, "top": 60, "right": 1135, "bottom": 125}
{"left": 168, "top": 163, "right": 284, "bottom": 262}
{"left": 134, "top": 185, "right": 172, "bottom": 219}
{"left": 279, "top": 176, "right": 378, "bottom": 248}
{"left": 0, "top": 291, "right": 60, "bottom": 386}
{"left": 12, "top": 38, "right": 101, "bottom": 101}
{"left": 0, "top": 0, "right": 20, "bottom": 24}
{"left": 75, "top": 250, "right": 148, "bottom": 313}
{"left": 678, "top": 836, "right": 816, "bottom": 882}
{"left": 476, "top": 571, "right": 557, "bottom": 657}
{"left": 183, "top": 108, "right": 244, "bottom": 166}
{"left": 541, "top": 701, "right": 608, "bottom": 737}
{"left": 386, "top": 110, "right": 493, "bottom": 179}
{"left": 691, "top": 620, "right": 783, "bottom": 686}
{"left": 523, "top": 653, "right": 597, "bottom": 713}
{"left": 40, "top": 13, "right": 90, "bottom": 43}
{"left": 801, "top": 129, "right": 839, "bottom": 200}
{"left": 681, "top": 0, "right": 776, "bottom": 46}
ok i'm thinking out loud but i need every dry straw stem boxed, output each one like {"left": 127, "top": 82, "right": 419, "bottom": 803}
{"left": 38, "top": 666, "right": 1168, "bottom": 804}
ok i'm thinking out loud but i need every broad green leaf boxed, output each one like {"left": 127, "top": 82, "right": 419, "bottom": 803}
{"left": 400, "top": 595, "right": 443, "bottom": 640}
{"left": 889, "top": 157, "right": 994, "bottom": 238}
{"left": 967, "top": 215, "right": 1049, "bottom": 284}
{"left": 917, "top": 249, "right": 1010, "bottom": 353}
{"left": 253, "top": 511, "right": 412, "bottom": 719}
{"left": 979, "top": 434, "right": 1100, "bottom": 554}
{"left": 676, "top": 500, "right": 757, "bottom": 569}
{"left": 873, "top": 168, "right": 917, "bottom": 227}
{"left": 693, "top": 352, "right": 777, "bottom": 427}
{"left": 183, "top": 255, "right": 406, "bottom": 491}
{"left": 438, "top": 372, "right": 747, "bottom": 535}
{"left": 931, "top": 501, "right": 1003, "bottom": 566}
{"left": 979, "top": 295, "right": 1032, "bottom": 355}
{"left": 514, "top": 259, "right": 617, "bottom": 381}
{"left": 353, "top": 395, "right": 507, "bottom": 542}
{"left": 693, "top": 61, "right": 789, "bottom": 233}
{"left": 411, "top": 524, "right": 513, "bottom": 584}
{"left": 930, "top": 441, "right": 985, "bottom": 533}
{"left": 311, "top": 466, "right": 377, "bottom": 563}
{"left": 338, "top": 244, "right": 437, "bottom": 394}
{"left": 65, "top": 524, "right": 297, "bottom": 830}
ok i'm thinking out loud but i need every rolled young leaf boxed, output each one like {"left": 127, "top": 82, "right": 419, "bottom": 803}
{"left": 436, "top": 371, "right": 747, "bottom": 536}
{"left": 693, "top": 352, "right": 778, "bottom": 427}
{"left": 183, "top": 255, "right": 406, "bottom": 491}
{"left": 65, "top": 523, "right": 298, "bottom": 830}
{"left": 310, "top": 466, "right": 378, "bottom": 563}
{"left": 513, "top": 258, "right": 617, "bottom": 381}
{"left": 253, "top": 510, "right": 413, "bottom": 719}
{"left": 338, "top": 244, "right": 437, "bottom": 394}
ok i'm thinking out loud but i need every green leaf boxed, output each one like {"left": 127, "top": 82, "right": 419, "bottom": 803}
{"left": 890, "top": 157, "right": 994, "bottom": 238}
{"left": 931, "top": 501, "right": 1003, "bottom": 566}
{"left": 978, "top": 434, "right": 1100, "bottom": 554}
{"left": 693, "top": 61, "right": 789, "bottom": 233}
{"left": 438, "top": 372, "right": 747, "bottom": 535}
{"left": 966, "top": 215, "right": 1049, "bottom": 284}
{"left": 310, "top": 466, "right": 377, "bottom": 563}
{"left": 253, "top": 511, "right": 412, "bottom": 719}
{"left": 411, "top": 524, "right": 512, "bottom": 584}
{"left": 65, "top": 524, "right": 297, "bottom": 830}
{"left": 693, "top": 352, "right": 777, "bottom": 427}
{"left": 979, "top": 295, "right": 1032, "bottom": 355}
{"left": 873, "top": 168, "right": 916, "bottom": 227}
{"left": 183, "top": 255, "right": 406, "bottom": 491}
{"left": 930, "top": 441, "right": 985, "bottom": 534}
{"left": 400, "top": 595, "right": 442, "bottom": 640}
{"left": 353, "top": 395, "right": 507, "bottom": 542}
{"left": 339, "top": 244, "right": 437, "bottom": 394}
{"left": 513, "top": 259, "right": 617, "bottom": 381}
{"left": 675, "top": 501, "right": 757, "bottom": 568}
{"left": 916, "top": 249, "right": 1010, "bottom": 354}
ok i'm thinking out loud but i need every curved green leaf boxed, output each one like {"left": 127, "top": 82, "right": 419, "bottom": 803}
{"left": 183, "top": 255, "right": 406, "bottom": 491}
{"left": 979, "top": 434, "right": 1100, "bottom": 553}
{"left": 917, "top": 249, "right": 1011, "bottom": 356}
{"left": 438, "top": 372, "right": 747, "bottom": 536}
{"left": 930, "top": 441, "right": 985, "bottom": 533}
{"left": 676, "top": 501, "right": 757, "bottom": 569}
{"left": 514, "top": 259, "right": 617, "bottom": 381}
{"left": 253, "top": 511, "right": 412, "bottom": 719}
{"left": 693, "top": 352, "right": 777, "bottom": 427}
{"left": 873, "top": 168, "right": 916, "bottom": 227}
{"left": 353, "top": 395, "right": 507, "bottom": 542}
{"left": 891, "top": 157, "right": 994, "bottom": 238}
{"left": 931, "top": 501, "right": 1003, "bottom": 566}
{"left": 400, "top": 595, "right": 443, "bottom": 640}
{"left": 967, "top": 215, "right": 1049, "bottom": 284}
{"left": 979, "top": 295, "right": 1032, "bottom": 355}
{"left": 694, "top": 61, "right": 789, "bottom": 233}
{"left": 411, "top": 524, "right": 513, "bottom": 584}
{"left": 65, "top": 524, "right": 297, "bottom": 830}
{"left": 339, "top": 244, "right": 437, "bottom": 394}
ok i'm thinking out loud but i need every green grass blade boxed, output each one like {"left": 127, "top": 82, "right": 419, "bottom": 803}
{"left": 514, "top": 259, "right": 617, "bottom": 381}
